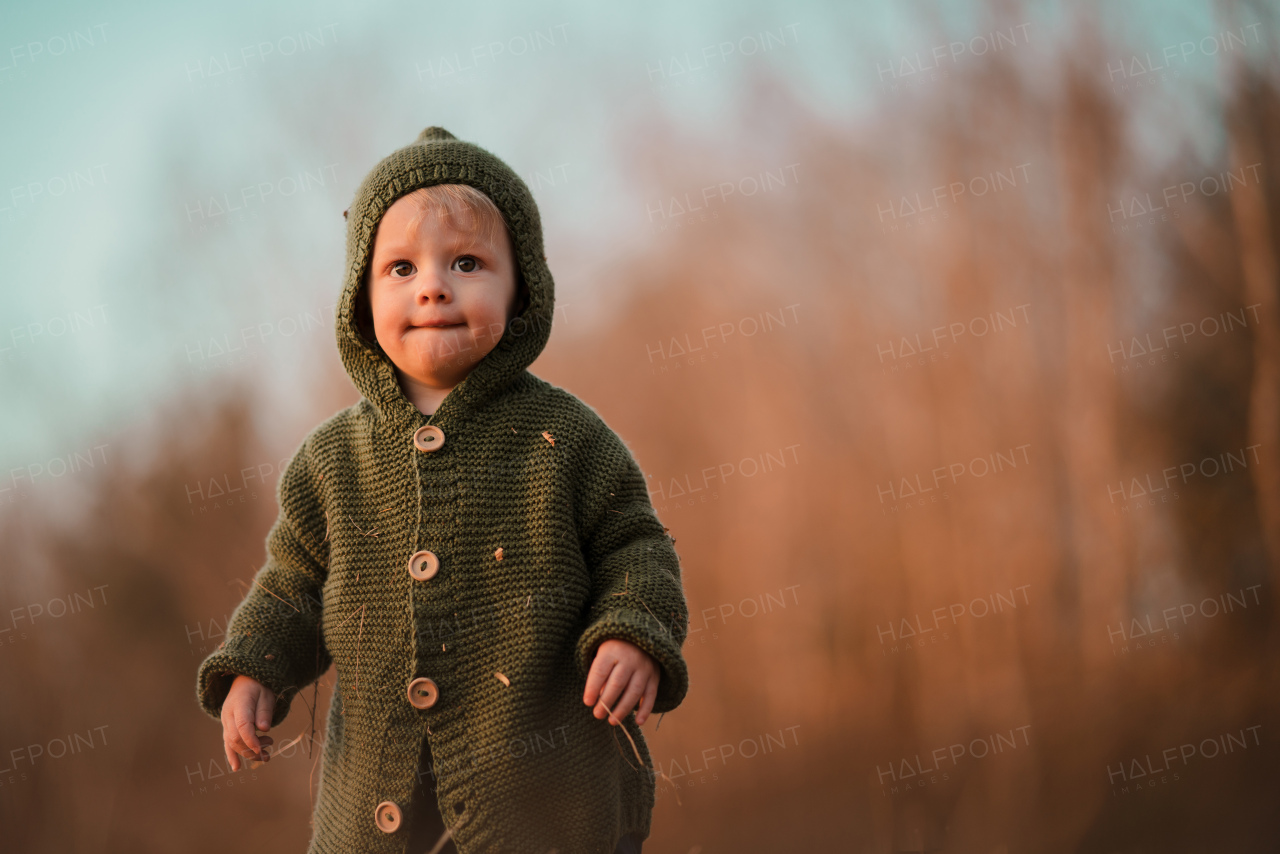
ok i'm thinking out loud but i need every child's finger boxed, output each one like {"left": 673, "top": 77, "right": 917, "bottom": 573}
{"left": 247, "top": 734, "right": 274, "bottom": 763}
{"left": 583, "top": 649, "right": 616, "bottom": 706}
{"left": 610, "top": 671, "right": 648, "bottom": 726}
{"left": 224, "top": 724, "right": 260, "bottom": 766}
{"left": 222, "top": 705, "right": 248, "bottom": 767}
{"left": 255, "top": 686, "right": 275, "bottom": 732}
{"left": 234, "top": 705, "right": 263, "bottom": 757}
{"left": 636, "top": 675, "right": 658, "bottom": 725}
{"left": 594, "top": 664, "right": 633, "bottom": 723}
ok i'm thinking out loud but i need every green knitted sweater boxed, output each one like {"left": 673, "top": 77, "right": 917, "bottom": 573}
{"left": 195, "top": 127, "right": 690, "bottom": 854}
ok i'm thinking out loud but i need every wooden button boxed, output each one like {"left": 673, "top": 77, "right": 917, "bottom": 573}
{"left": 407, "top": 677, "right": 439, "bottom": 709}
{"left": 413, "top": 425, "right": 445, "bottom": 452}
{"left": 374, "top": 800, "right": 402, "bottom": 833}
{"left": 407, "top": 550, "right": 439, "bottom": 581}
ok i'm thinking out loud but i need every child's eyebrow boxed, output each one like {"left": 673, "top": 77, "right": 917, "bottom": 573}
{"left": 374, "top": 230, "right": 498, "bottom": 260}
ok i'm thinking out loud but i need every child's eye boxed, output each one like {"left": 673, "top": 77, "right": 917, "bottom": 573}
{"left": 454, "top": 256, "right": 480, "bottom": 273}
{"left": 391, "top": 261, "right": 415, "bottom": 277}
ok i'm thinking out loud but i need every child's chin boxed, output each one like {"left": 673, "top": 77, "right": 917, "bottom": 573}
{"left": 400, "top": 352, "right": 481, "bottom": 380}
{"left": 407, "top": 331, "right": 468, "bottom": 351}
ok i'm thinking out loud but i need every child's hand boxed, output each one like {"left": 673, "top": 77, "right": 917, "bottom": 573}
{"left": 221, "top": 674, "right": 276, "bottom": 771}
{"left": 583, "top": 639, "right": 660, "bottom": 726}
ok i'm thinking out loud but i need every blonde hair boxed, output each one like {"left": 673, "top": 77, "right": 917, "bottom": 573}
{"left": 401, "top": 183, "right": 511, "bottom": 255}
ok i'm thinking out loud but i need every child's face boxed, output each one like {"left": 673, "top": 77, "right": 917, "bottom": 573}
{"left": 366, "top": 192, "right": 519, "bottom": 393}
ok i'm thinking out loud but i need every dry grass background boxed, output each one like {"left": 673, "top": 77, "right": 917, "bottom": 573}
{"left": 2, "top": 6, "right": 1279, "bottom": 852}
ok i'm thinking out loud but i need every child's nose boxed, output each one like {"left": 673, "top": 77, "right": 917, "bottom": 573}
{"left": 416, "top": 269, "right": 452, "bottom": 301}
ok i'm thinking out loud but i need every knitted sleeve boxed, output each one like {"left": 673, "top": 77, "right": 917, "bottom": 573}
{"left": 574, "top": 439, "right": 690, "bottom": 714}
{"left": 195, "top": 440, "right": 331, "bottom": 726}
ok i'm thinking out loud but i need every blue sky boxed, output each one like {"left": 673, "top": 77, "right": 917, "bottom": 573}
{"left": 0, "top": 0, "right": 1243, "bottom": 482}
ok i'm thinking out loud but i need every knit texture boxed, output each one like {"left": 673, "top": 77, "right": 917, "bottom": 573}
{"left": 195, "top": 126, "right": 690, "bottom": 854}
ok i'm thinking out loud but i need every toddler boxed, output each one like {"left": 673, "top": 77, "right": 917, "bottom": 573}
{"left": 196, "top": 126, "right": 690, "bottom": 854}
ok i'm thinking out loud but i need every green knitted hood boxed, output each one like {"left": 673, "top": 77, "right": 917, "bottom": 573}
{"left": 336, "top": 126, "right": 554, "bottom": 425}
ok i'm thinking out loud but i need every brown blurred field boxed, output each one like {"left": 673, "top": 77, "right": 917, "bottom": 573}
{"left": 3, "top": 8, "right": 1280, "bottom": 853}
